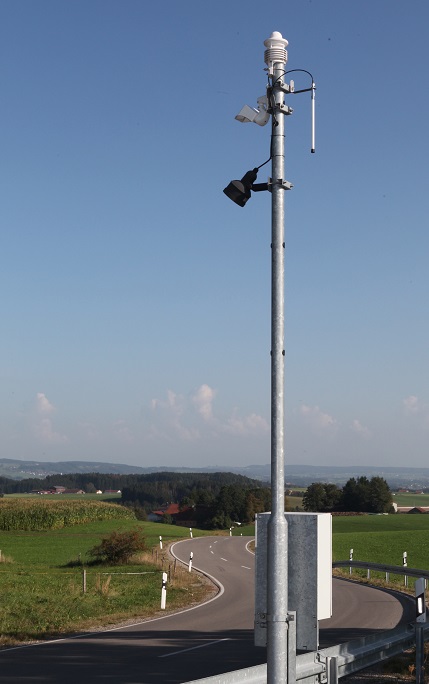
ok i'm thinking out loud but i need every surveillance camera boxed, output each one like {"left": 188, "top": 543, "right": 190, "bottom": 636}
{"left": 235, "top": 104, "right": 258, "bottom": 123}
{"left": 235, "top": 96, "right": 270, "bottom": 127}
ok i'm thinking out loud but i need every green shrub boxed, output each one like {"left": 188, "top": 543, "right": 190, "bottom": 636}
{"left": 88, "top": 529, "right": 146, "bottom": 565}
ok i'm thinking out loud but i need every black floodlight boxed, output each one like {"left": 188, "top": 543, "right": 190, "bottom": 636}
{"left": 223, "top": 168, "right": 268, "bottom": 207}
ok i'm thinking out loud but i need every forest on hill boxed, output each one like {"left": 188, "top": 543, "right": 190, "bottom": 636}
{"left": 0, "top": 471, "right": 395, "bottom": 528}
{"left": 0, "top": 471, "right": 272, "bottom": 529}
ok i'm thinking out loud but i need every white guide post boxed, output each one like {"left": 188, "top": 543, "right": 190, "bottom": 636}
{"left": 161, "top": 572, "right": 167, "bottom": 610}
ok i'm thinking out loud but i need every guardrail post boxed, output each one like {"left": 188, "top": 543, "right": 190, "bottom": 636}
{"left": 287, "top": 611, "right": 296, "bottom": 684}
{"left": 327, "top": 656, "right": 339, "bottom": 684}
{"left": 415, "top": 623, "right": 425, "bottom": 684}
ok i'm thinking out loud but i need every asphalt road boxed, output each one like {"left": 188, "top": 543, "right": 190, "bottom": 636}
{"left": 0, "top": 536, "right": 414, "bottom": 684}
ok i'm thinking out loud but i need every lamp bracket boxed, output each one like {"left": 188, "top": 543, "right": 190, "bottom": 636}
{"left": 269, "top": 178, "right": 293, "bottom": 191}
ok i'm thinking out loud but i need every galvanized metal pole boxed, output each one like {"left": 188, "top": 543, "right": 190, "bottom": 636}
{"left": 265, "top": 33, "right": 290, "bottom": 684}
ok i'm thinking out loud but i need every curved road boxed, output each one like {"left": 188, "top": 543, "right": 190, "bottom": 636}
{"left": 0, "top": 536, "right": 414, "bottom": 683}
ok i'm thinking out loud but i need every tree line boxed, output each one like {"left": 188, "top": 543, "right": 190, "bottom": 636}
{"left": 121, "top": 473, "right": 272, "bottom": 529}
{"left": 0, "top": 471, "right": 394, "bottom": 524}
{"left": 0, "top": 471, "right": 253, "bottom": 496}
{"left": 0, "top": 471, "right": 272, "bottom": 529}
{"left": 302, "top": 476, "right": 393, "bottom": 513}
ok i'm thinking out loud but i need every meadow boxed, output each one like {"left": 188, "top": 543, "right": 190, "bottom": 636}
{"left": 0, "top": 505, "right": 216, "bottom": 646}
{"left": 392, "top": 492, "right": 429, "bottom": 507}
{"left": 239, "top": 513, "right": 429, "bottom": 578}
{"left": 332, "top": 514, "right": 429, "bottom": 571}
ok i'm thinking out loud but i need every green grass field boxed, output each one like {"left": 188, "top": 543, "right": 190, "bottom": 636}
{"left": 0, "top": 517, "right": 216, "bottom": 645}
{"left": 239, "top": 513, "right": 429, "bottom": 572}
{"left": 392, "top": 492, "right": 429, "bottom": 507}
{"left": 332, "top": 514, "right": 429, "bottom": 571}
{"left": 164, "top": 515, "right": 429, "bottom": 600}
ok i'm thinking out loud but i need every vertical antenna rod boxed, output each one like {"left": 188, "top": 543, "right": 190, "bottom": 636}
{"left": 311, "top": 82, "right": 316, "bottom": 153}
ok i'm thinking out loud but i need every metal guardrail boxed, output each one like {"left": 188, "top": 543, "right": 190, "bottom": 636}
{"left": 333, "top": 559, "right": 429, "bottom": 581}
{"left": 183, "top": 561, "right": 429, "bottom": 684}
{"left": 184, "top": 622, "right": 429, "bottom": 684}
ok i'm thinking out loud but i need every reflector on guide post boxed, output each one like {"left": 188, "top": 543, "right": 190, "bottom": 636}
{"left": 416, "top": 578, "right": 427, "bottom": 623}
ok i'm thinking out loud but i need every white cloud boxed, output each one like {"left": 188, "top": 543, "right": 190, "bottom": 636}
{"left": 33, "top": 393, "right": 68, "bottom": 444}
{"left": 403, "top": 395, "right": 421, "bottom": 414}
{"left": 351, "top": 419, "right": 371, "bottom": 438}
{"left": 150, "top": 384, "right": 268, "bottom": 442}
{"left": 403, "top": 395, "right": 429, "bottom": 429}
{"left": 36, "top": 392, "right": 55, "bottom": 415}
{"left": 224, "top": 410, "right": 269, "bottom": 436}
{"left": 300, "top": 404, "right": 337, "bottom": 432}
{"left": 192, "top": 384, "right": 216, "bottom": 422}
{"left": 150, "top": 389, "right": 200, "bottom": 442}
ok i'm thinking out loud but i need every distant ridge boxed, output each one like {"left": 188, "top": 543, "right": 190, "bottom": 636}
{"left": 1, "top": 458, "right": 429, "bottom": 488}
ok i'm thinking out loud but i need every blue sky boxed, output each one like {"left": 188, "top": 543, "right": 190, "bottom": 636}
{"left": 1, "top": 0, "right": 428, "bottom": 470}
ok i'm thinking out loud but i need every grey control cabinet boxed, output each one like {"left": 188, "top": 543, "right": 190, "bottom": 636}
{"left": 255, "top": 511, "right": 332, "bottom": 652}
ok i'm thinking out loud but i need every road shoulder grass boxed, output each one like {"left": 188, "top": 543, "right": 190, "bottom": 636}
{"left": 0, "top": 519, "right": 220, "bottom": 646}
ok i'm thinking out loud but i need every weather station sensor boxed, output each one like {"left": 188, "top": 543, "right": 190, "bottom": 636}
{"left": 263, "top": 30, "right": 288, "bottom": 75}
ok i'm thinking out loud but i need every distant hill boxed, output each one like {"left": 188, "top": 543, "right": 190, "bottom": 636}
{"left": 1, "top": 458, "right": 429, "bottom": 488}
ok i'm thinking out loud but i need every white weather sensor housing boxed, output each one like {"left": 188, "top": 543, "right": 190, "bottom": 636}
{"left": 235, "top": 96, "right": 270, "bottom": 126}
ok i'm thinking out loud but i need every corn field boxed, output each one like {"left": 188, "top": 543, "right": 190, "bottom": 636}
{"left": 0, "top": 499, "right": 135, "bottom": 530}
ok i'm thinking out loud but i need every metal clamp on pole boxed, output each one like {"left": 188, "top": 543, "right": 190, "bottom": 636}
{"left": 266, "top": 613, "right": 295, "bottom": 623}
{"left": 268, "top": 178, "right": 293, "bottom": 191}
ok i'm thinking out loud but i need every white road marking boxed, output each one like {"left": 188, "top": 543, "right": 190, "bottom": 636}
{"left": 158, "top": 637, "right": 231, "bottom": 658}
{"left": 220, "top": 557, "right": 228, "bottom": 562}
{"left": 241, "top": 565, "right": 251, "bottom": 570}
{"left": 245, "top": 539, "right": 255, "bottom": 556}
{"left": 159, "top": 638, "right": 230, "bottom": 658}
